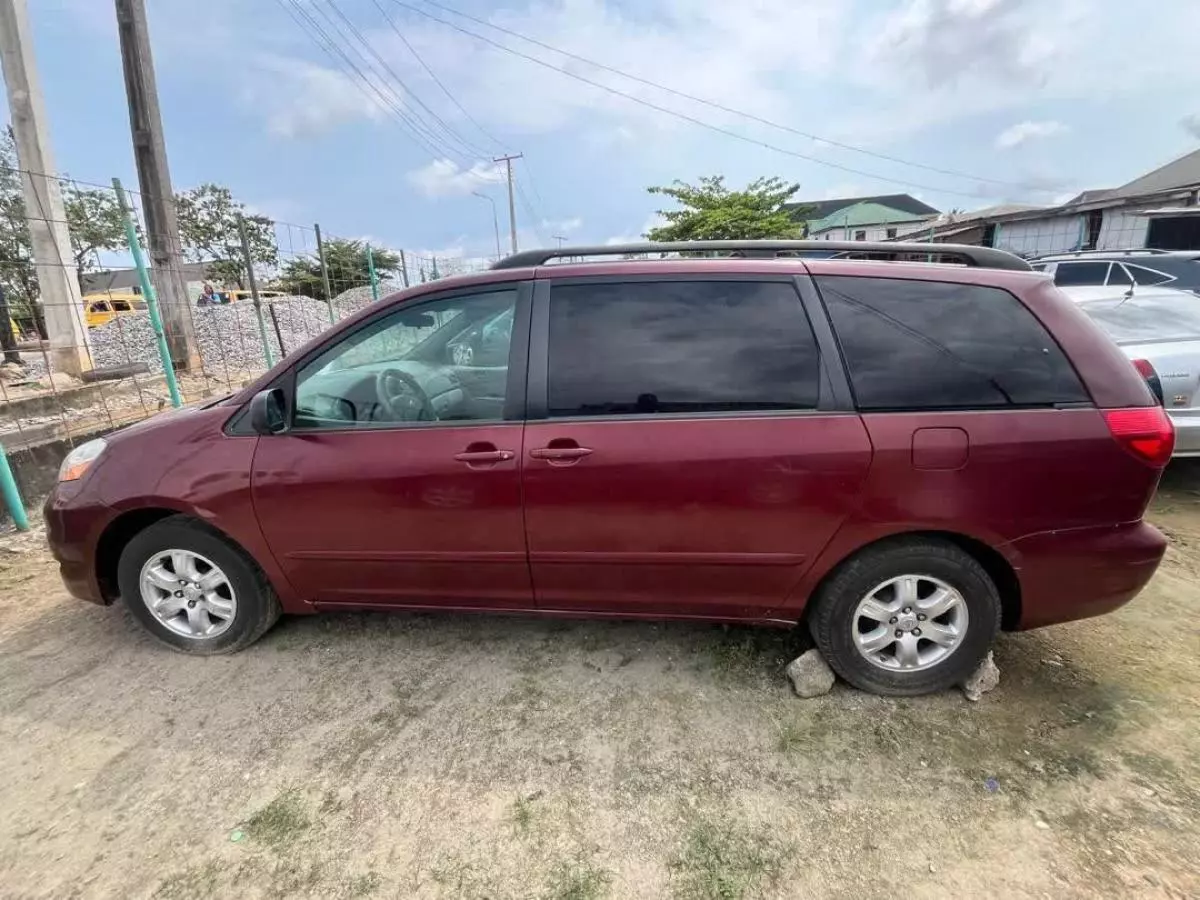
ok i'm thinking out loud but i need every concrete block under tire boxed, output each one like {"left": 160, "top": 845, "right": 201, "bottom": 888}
{"left": 807, "top": 538, "right": 1001, "bottom": 696}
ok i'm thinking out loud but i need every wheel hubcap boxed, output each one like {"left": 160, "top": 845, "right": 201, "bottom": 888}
{"left": 139, "top": 549, "right": 237, "bottom": 639}
{"left": 851, "top": 574, "right": 968, "bottom": 672}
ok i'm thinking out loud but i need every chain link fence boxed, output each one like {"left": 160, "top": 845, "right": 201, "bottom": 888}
{"left": 0, "top": 163, "right": 494, "bottom": 527}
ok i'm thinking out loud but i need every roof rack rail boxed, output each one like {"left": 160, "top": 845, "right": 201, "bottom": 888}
{"left": 491, "top": 240, "right": 1031, "bottom": 272}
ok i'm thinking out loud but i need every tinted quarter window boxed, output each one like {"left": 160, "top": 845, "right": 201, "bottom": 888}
{"left": 548, "top": 281, "right": 820, "bottom": 417}
{"left": 818, "top": 276, "right": 1089, "bottom": 411}
{"left": 1053, "top": 262, "right": 1109, "bottom": 286}
{"left": 1126, "top": 265, "right": 1174, "bottom": 286}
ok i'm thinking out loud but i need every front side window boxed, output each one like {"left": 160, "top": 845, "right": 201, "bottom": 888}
{"left": 547, "top": 280, "right": 821, "bottom": 417}
{"left": 818, "top": 276, "right": 1089, "bottom": 411}
{"left": 1053, "top": 262, "right": 1109, "bottom": 286}
{"left": 293, "top": 289, "right": 517, "bottom": 428}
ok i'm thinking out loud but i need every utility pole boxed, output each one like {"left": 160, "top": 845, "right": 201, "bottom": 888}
{"left": 493, "top": 153, "right": 522, "bottom": 254}
{"left": 472, "top": 191, "right": 502, "bottom": 259}
{"left": 0, "top": 0, "right": 91, "bottom": 375}
{"left": 114, "top": 0, "right": 197, "bottom": 370}
{"left": 553, "top": 235, "right": 567, "bottom": 248}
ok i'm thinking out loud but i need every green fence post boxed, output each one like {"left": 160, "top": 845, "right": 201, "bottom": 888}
{"left": 0, "top": 449, "right": 30, "bottom": 532}
{"left": 367, "top": 245, "right": 380, "bottom": 301}
{"left": 314, "top": 223, "right": 336, "bottom": 325}
{"left": 113, "top": 178, "right": 183, "bottom": 409}
{"left": 238, "top": 215, "right": 274, "bottom": 369}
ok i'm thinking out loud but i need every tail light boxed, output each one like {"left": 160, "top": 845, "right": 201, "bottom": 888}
{"left": 1131, "top": 358, "right": 1164, "bottom": 405}
{"left": 1102, "top": 407, "right": 1175, "bottom": 467}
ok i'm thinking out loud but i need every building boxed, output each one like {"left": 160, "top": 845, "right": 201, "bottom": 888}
{"left": 786, "top": 193, "right": 940, "bottom": 241}
{"left": 915, "top": 148, "right": 1200, "bottom": 256}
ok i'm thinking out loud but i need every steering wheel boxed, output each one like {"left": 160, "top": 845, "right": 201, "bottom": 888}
{"left": 375, "top": 368, "right": 437, "bottom": 422}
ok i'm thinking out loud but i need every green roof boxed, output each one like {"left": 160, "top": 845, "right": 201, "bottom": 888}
{"left": 806, "top": 201, "right": 932, "bottom": 233}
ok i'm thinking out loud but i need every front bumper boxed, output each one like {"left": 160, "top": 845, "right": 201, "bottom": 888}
{"left": 43, "top": 484, "right": 113, "bottom": 605}
{"left": 1009, "top": 520, "right": 1166, "bottom": 630}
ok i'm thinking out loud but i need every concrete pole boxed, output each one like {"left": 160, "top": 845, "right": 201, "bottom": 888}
{"left": 114, "top": 0, "right": 198, "bottom": 370}
{"left": 493, "top": 153, "right": 522, "bottom": 254}
{"left": 0, "top": 0, "right": 91, "bottom": 375}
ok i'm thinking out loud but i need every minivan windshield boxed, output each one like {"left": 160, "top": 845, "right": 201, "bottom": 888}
{"left": 1080, "top": 294, "right": 1200, "bottom": 343}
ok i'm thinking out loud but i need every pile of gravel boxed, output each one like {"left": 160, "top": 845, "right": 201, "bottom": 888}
{"left": 85, "top": 295, "right": 338, "bottom": 376}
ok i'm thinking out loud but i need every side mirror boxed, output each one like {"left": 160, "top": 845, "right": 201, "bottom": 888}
{"left": 249, "top": 388, "right": 288, "bottom": 435}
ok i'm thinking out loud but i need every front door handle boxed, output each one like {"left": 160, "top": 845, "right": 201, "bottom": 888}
{"left": 454, "top": 443, "right": 514, "bottom": 468}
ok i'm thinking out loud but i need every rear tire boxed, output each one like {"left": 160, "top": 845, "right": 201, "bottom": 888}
{"left": 808, "top": 538, "right": 1000, "bottom": 696}
{"left": 117, "top": 515, "right": 280, "bottom": 654}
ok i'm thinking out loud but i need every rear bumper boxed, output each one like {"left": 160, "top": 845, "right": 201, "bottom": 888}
{"left": 43, "top": 485, "right": 112, "bottom": 605}
{"left": 1008, "top": 520, "right": 1166, "bottom": 630}
{"left": 1168, "top": 410, "right": 1200, "bottom": 457}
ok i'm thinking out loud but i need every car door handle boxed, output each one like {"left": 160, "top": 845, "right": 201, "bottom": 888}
{"left": 454, "top": 449, "right": 514, "bottom": 464}
{"left": 530, "top": 446, "right": 593, "bottom": 462}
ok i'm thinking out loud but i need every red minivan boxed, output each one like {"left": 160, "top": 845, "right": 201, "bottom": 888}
{"left": 43, "top": 241, "right": 1173, "bottom": 695}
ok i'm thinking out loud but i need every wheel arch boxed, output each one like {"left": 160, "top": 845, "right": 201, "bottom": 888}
{"left": 799, "top": 530, "right": 1022, "bottom": 632}
{"left": 95, "top": 509, "right": 264, "bottom": 605}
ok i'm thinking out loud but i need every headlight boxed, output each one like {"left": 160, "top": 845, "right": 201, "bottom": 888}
{"left": 58, "top": 438, "right": 107, "bottom": 483}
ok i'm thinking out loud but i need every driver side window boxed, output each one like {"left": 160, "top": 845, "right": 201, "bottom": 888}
{"left": 293, "top": 289, "right": 518, "bottom": 429}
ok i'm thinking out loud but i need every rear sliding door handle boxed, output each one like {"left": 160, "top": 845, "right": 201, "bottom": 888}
{"left": 529, "top": 446, "right": 593, "bottom": 462}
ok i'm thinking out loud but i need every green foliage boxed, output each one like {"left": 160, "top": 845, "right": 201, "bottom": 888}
{"left": 274, "top": 238, "right": 400, "bottom": 301}
{"left": 0, "top": 128, "right": 38, "bottom": 323}
{"left": 645, "top": 176, "right": 807, "bottom": 242}
{"left": 63, "top": 183, "right": 126, "bottom": 273}
{"left": 175, "top": 183, "right": 277, "bottom": 288}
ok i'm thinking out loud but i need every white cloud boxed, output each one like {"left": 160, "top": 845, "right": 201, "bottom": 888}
{"left": 243, "top": 56, "right": 389, "bottom": 139}
{"left": 995, "top": 120, "right": 1068, "bottom": 150}
{"left": 1182, "top": 113, "right": 1200, "bottom": 140}
{"left": 405, "top": 159, "right": 504, "bottom": 198}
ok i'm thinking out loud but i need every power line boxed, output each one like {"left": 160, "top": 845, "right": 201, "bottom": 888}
{"left": 411, "top": 0, "right": 1051, "bottom": 194}
{"left": 274, "top": 0, "right": 452, "bottom": 160}
{"left": 368, "top": 0, "right": 505, "bottom": 154}
{"left": 387, "top": 0, "right": 1023, "bottom": 200}
{"left": 320, "top": 0, "right": 489, "bottom": 160}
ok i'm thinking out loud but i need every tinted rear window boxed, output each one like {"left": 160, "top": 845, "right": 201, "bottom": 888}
{"left": 818, "top": 276, "right": 1089, "bottom": 410}
{"left": 547, "top": 280, "right": 820, "bottom": 416}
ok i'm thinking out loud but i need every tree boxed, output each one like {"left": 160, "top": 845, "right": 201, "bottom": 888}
{"left": 175, "top": 183, "right": 277, "bottom": 288}
{"left": 274, "top": 238, "right": 400, "bottom": 300}
{"left": 63, "top": 182, "right": 127, "bottom": 280}
{"left": 0, "top": 128, "right": 42, "bottom": 337}
{"left": 644, "top": 176, "right": 808, "bottom": 242}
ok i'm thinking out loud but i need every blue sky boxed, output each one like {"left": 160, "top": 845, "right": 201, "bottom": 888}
{"left": 7, "top": 0, "right": 1200, "bottom": 266}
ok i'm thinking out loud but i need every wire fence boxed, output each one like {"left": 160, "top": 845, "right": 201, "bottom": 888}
{"left": 0, "top": 164, "right": 494, "bottom": 526}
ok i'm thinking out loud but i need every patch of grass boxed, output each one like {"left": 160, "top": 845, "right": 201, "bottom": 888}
{"left": 544, "top": 859, "right": 611, "bottom": 900}
{"left": 347, "top": 871, "right": 383, "bottom": 897}
{"left": 153, "top": 861, "right": 221, "bottom": 899}
{"left": 244, "top": 791, "right": 311, "bottom": 849}
{"left": 773, "top": 719, "right": 806, "bottom": 753}
{"left": 671, "top": 819, "right": 789, "bottom": 900}
{"left": 511, "top": 791, "right": 540, "bottom": 834}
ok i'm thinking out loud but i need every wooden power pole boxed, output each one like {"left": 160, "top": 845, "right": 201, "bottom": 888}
{"left": 114, "top": 0, "right": 197, "bottom": 369}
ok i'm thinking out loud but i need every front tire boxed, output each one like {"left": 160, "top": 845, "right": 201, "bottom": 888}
{"left": 117, "top": 515, "right": 281, "bottom": 654}
{"left": 808, "top": 539, "right": 1000, "bottom": 696}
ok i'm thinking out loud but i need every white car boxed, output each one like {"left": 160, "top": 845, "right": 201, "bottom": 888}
{"left": 1058, "top": 283, "right": 1200, "bottom": 457}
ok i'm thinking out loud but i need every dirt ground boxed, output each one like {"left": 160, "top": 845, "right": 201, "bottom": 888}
{"left": 1, "top": 467, "right": 1198, "bottom": 899}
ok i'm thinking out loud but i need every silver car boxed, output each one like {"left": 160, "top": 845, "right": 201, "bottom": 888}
{"left": 1061, "top": 285, "right": 1200, "bottom": 457}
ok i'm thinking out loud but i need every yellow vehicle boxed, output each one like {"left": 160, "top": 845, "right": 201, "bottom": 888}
{"left": 217, "top": 289, "right": 285, "bottom": 304}
{"left": 83, "top": 292, "right": 147, "bottom": 328}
